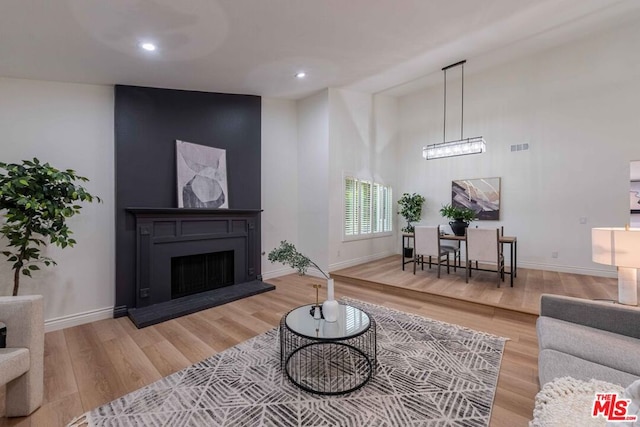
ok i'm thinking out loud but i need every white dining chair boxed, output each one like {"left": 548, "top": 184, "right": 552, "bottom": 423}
{"left": 465, "top": 227, "right": 505, "bottom": 287}
{"left": 414, "top": 226, "right": 450, "bottom": 278}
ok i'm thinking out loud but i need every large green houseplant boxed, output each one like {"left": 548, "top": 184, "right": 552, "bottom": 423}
{"left": 439, "top": 203, "right": 476, "bottom": 236}
{"left": 0, "top": 158, "right": 101, "bottom": 296}
{"left": 397, "top": 192, "right": 426, "bottom": 233}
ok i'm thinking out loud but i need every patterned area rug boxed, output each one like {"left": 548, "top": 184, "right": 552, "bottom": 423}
{"left": 69, "top": 298, "right": 507, "bottom": 426}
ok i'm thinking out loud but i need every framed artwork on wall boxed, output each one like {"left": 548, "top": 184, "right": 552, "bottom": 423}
{"left": 452, "top": 177, "right": 501, "bottom": 220}
{"left": 631, "top": 181, "right": 640, "bottom": 214}
{"left": 176, "top": 140, "right": 228, "bottom": 208}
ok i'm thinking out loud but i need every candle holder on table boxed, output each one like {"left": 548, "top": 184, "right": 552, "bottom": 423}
{"left": 310, "top": 283, "right": 323, "bottom": 319}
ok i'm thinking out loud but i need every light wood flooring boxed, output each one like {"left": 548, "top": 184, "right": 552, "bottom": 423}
{"left": 332, "top": 255, "right": 618, "bottom": 315}
{"left": 0, "top": 258, "right": 618, "bottom": 426}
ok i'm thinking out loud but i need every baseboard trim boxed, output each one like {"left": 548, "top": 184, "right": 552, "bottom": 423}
{"left": 262, "top": 251, "right": 395, "bottom": 281}
{"left": 261, "top": 267, "right": 326, "bottom": 281}
{"left": 45, "top": 306, "right": 114, "bottom": 332}
{"left": 329, "top": 251, "right": 395, "bottom": 272}
{"left": 113, "top": 305, "right": 128, "bottom": 318}
{"left": 517, "top": 261, "right": 617, "bottom": 278}
{"left": 261, "top": 266, "right": 297, "bottom": 280}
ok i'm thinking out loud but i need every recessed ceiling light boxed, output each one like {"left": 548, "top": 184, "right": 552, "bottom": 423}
{"left": 295, "top": 72, "right": 306, "bottom": 79}
{"left": 140, "top": 42, "right": 157, "bottom": 52}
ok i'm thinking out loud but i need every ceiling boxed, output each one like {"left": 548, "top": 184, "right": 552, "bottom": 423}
{"left": 1, "top": 0, "right": 639, "bottom": 99}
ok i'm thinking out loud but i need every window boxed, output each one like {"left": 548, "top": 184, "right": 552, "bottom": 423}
{"left": 344, "top": 176, "right": 392, "bottom": 239}
{"left": 373, "top": 183, "right": 393, "bottom": 233}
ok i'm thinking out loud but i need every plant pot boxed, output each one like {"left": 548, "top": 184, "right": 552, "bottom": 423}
{"left": 449, "top": 220, "right": 468, "bottom": 236}
{"left": 403, "top": 247, "right": 414, "bottom": 258}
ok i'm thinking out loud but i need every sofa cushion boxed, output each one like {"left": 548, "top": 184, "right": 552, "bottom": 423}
{"left": 540, "top": 295, "right": 640, "bottom": 339}
{"left": 0, "top": 347, "right": 30, "bottom": 385}
{"left": 538, "top": 316, "right": 640, "bottom": 378}
{"left": 539, "top": 349, "right": 640, "bottom": 387}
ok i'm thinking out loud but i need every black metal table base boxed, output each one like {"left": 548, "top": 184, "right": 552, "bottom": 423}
{"left": 279, "top": 310, "right": 376, "bottom": 395}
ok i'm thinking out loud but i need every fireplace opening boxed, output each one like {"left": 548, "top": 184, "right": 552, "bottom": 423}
{"left": 171, "top": 250, "right": 234, "bottom": 299}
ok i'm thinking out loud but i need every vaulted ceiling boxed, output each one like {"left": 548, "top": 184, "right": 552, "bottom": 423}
{"left": 1, "top": 0, "right": 639, "bottom": 99}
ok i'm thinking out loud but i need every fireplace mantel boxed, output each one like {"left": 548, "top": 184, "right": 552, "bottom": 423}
{"left": 123, "top": 207, "right": 270, "bottom": 327}
{"left": 126, "top": 207, "right": 263, "bottom": 216}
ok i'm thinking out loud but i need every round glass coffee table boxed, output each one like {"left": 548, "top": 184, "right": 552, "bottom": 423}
{"left": 279, "top": 303, "right": 376, "bottom": 395}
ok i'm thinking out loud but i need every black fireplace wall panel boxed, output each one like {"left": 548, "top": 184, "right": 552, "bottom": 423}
{"left": 115, "top": 85, "right": 262, "bottom": 316}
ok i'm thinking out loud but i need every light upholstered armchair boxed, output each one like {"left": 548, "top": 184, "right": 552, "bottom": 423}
{"left": 0, "top": 295, "right": 44, "bottom": 417}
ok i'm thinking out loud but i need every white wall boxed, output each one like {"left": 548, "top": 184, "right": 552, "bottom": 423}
{"left": 261, "top": 98, "right": 300, "bottom": 278}
{"left": 396, "top": 20, "right": 640, "bottom": 277}
{"left": 0, "top": 77, "right": 114, "bottom": 330}
{"left": 263, "top": 89, "right": 399, "bottom": 279}
{"left": 296, "top": 90, "right": 330, "bottom": 275}
{"left": 327, "top": 89, "right": 398, "bottom": 270}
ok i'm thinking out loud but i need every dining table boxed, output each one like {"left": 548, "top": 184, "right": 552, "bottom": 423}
{"left": 402, "top": 232, "right": 518, "bottom": 279}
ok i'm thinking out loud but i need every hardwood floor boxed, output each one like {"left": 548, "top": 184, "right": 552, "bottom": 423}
{"left": 0, "top": 258, "right": 618, "bottom": 426}
{"left": 332, "top": 255, "right": 618, "bottom": 315}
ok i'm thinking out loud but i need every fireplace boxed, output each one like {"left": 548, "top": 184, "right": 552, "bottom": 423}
{"left": 171, "top": 250, "right": 234, "bottom": 299}
{"left": 125, "top": 208, "right": 274, "bottom": 327}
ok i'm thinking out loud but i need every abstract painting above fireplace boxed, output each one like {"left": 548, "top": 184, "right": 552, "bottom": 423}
{"left": 176, "top": 140, "right": 229, "bottom": 209}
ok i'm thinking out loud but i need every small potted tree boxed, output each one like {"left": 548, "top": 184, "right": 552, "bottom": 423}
{"left": 397, "top": 193, "right": 426, "bottom": 258}
{"left": 0, "top": 158, "right": 101, "bottom": 296}
{"left": 397, "top": 193, "right": 426, "bottom": 233}
{"left": 439, "top": 204, "right": 476, "bottom": 236}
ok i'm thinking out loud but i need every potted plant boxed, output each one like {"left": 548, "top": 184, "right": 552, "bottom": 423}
{"left": 439, "top": 204, "right": 476, "bottom": 236}
{"left": 0, "top": 158, "right": 101, "bottom": 296}
{"left": 397, "top": 193, "right": 425, "bottom": 258}
{"left": 397, "top": 193, "right": 426, "bottom": 233}
{"left": 268, "top": 240, "right": 339, "bottom": 321}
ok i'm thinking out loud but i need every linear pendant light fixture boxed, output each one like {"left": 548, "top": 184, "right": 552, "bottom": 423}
{"left": 423, "top": 60, "right": 486, "bottom": 160}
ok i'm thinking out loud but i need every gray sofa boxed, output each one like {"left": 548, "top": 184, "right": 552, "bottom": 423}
{"left": 537, "top": 294, "right": 640, "bottom": 388}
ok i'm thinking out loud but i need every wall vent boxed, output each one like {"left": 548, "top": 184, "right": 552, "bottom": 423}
{"left": 510, "top": 143, "right": 530, "bottom": 152}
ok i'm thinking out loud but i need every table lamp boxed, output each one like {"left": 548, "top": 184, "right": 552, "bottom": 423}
{"left": 592, "top": 226, "right": 640, "bottom": 305}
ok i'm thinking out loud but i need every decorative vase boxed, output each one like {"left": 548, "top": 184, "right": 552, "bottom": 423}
{"left": 322, "top": 318, "right": 340, "bottom": 336}
{"left": 449, "top": 219, "right": 468, "bottom": 236}
{"left": 322, "top": 278, "right": 339, "bottom": 322}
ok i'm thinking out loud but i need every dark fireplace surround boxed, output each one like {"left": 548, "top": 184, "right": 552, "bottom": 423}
{"left": 114, "top": 85, "right": 268, "bottom": 327}
{"left": 125, "top": 208, "right": 274, "bottom": 327}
